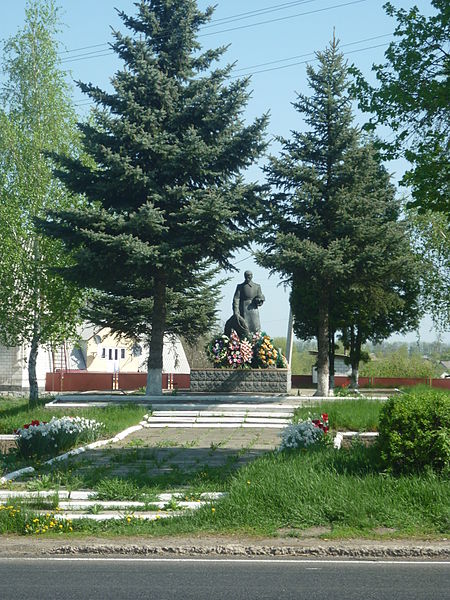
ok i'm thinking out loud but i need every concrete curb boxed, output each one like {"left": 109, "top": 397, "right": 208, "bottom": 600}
{"left": 48, "top": 542, "right": 450, "bottom": 559}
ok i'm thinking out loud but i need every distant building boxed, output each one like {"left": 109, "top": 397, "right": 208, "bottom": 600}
{"left": 309, "top": 351, "right": 351, "bottom": 384}
{"left": 0, "top": 325, "right": 190, "bottom": 393}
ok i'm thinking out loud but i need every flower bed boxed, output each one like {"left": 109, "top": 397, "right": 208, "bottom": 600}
{"left": 279, "top": 413, "right": 329, "bottom": 451}
{"left": 15, "top": 417, "right": 104, "bottom": 459}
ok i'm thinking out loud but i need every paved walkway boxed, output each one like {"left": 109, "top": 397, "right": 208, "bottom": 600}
{"left": 42, "top": 398, "right": 294, "bottom": 481}
{"left": 65, "top": 425, "right": 282, "bottom": 481}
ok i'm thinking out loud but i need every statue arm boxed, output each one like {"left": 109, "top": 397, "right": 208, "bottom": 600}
{"left": 256, "top": 284, "right": 265, "bottom": 305}
{"left": 232, "top": 285, "right": 240, "bottom": 315}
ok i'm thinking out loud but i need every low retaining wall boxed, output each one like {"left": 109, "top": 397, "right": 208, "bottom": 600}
{"left": 190, "top": 369, "right": 291, "bottom": 393}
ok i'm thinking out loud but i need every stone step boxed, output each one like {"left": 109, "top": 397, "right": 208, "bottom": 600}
{"left": 149, "top": 404, "right": 296, "bottom": 411}
{"left": 57, "top": 500, "right": 206, "bottom": 510}
{"left": 151, "top": 411, "right": 293, "bottom": 418}
{"left": 53, "top": 512, "right": 177, "bottom": 521}
{"left": 145, "top": 416, "right": 290, "bottom": 424}
{"left": 0, "top": 490, "right": 225, "bottom": 501}
{"left": 143, "top": 422, "right": 287, "bottom": 429}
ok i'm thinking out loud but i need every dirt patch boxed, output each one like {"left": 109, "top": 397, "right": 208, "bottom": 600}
{"left": 277, "top": 526, "right": 332, "bottom": 538}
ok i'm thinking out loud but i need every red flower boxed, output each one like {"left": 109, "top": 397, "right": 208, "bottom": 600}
{"left": 31, "top": 420, "right": 40, "bottom": 426}
{"left": 321, "top": 413, "right": 328, "bottom": 421}
{"left": 23, "top": 424, "right": 29, "bottom": 429}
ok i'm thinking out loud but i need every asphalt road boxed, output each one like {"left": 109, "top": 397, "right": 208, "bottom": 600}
{"left": 1, "top": 557, "right": 449, "bottom": 600}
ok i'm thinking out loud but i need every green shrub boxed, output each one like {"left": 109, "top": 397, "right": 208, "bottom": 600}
{"left": 378, "top": 387, "right": 450, "bottom": 474}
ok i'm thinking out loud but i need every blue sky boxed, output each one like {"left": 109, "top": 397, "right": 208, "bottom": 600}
{"left": 1, "top": 0, "right": 446, "bottom": 343}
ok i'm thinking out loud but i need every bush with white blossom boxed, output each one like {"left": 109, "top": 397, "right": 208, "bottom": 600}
{"left": 279, "top": 420, "right": 326, "bottom": 451}
{"left": 15, "top": 417, "right": 105, "bottom": 459}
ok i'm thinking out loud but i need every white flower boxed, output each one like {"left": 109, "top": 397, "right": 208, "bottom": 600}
{"left": 279, "top": 420, "right": 324, "bottom": 451}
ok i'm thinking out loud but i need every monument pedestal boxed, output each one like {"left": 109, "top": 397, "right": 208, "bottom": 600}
{"left": 190, "top": 368, "right": 291, "bottom": 394}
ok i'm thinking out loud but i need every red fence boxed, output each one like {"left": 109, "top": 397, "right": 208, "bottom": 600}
{"left": 45, "top": 371, "right": 190, "bottom": 392}
{"left": 46, "top": 371, "right": 450, "bottom": 392}
{"left": 289, "top": 374, "right": 450, "bottom": 390}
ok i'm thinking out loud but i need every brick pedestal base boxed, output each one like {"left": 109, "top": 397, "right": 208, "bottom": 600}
{"left": 190, "top": 369, "right": 291, "bottom": 394}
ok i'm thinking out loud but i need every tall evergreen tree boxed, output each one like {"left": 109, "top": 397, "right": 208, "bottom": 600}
{"left": 258, "top": 41, "right": 422, "bottom": 395}
{"left": 257, "top": 37, "right": 358, "bottom": 396}
{"left": 335, "top": 144, "right": 422, "bottom": 387}
{"left": 0, "top": 0, "right": 85, "bottom": 406}
{"left": 41, "top": 0, "right": 268, "bottom": 395}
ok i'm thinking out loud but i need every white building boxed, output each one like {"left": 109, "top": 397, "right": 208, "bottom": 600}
{"left": 0, "top": 325, "right": 190, "bottom": 393}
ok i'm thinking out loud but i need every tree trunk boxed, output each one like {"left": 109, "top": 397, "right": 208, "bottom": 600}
{"left": 28, "top": 330, "right": 40, "bottom": 408}
{"left": 349, "top": 326, "right": 361, "bottom": 389}
{"left": 328, "top": 329, "right": 335, "bottom": 394}
{"left": 315, "top": 293, "right": 329, "bottom": 397}
{"left": 146, "top": 272, "right": 167, "bottom": 396}
{"left": 350, "top": 363, "right": 359, "bottom": 389}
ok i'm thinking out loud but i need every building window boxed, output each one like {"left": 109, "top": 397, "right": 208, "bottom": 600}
{"left": 101, "top": 348, "right": 106, "bottom": 359}
{"left": 108, "top": 349, "right": 113, "bottom": 360}
{"left": 121, "top": 349, "right": 125, "bottom": 359}
{"left": 114, "top": 349, "right": 118, "bottom": 360}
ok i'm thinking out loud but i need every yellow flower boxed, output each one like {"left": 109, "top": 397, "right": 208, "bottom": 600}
{"left": 126, "top": 517, "right": 132, "bottom": 523}
{"left": 69, "top": 527, "right": 73, "bottom": 531}
{"left": 211, "top": 507, "right": 215, "bottom": 513}
{"left": 59, "top": 524, "right": 63, "bottom": 529}
{"left": 247, "top": 480, "right": 251, "bottom": 485}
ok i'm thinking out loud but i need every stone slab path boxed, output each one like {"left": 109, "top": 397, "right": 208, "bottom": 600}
{"left": 36, "top": 399, "right": 295, "bottom": 482}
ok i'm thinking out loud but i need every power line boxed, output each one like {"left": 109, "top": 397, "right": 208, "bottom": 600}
{"left": 202, "top": 0, "right": 319, "bottom": 28}
{"left": 60, "top": 42, "right": 109, "bottom": 55}
{"left": 72, "top": 37, "right": 390, "bottom": 108}
{"left": 58, "top": 0, "right": 369, "bottom": 61}
{"left": 61, "top": 50, "right": 114, "bottom": 64}
{"left": 236, "top": 41, "right": 390, "bottom": 77}
{"left": 232, "top": 33, "right": 392, "bottom": 74}
{"left": 57, "top": 0, "right": 321, "bottom": 57}
{"left": 199, "top": 0, "right": 370, "bottom": 37}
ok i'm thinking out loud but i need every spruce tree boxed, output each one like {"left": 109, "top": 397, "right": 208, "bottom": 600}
{"left": 335, "top": 143, "right": 422, "bottom": 387}
{"left": 258, "top": 37, "right": 358, "bottom": 396}
{"left": 258, "top": 41, "right": 421, "bottom": 396}
{"left": 41, "top": 0, "right": 268, "bottom": 395}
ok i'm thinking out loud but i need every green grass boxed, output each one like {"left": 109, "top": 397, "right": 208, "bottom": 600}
{"left": 0, "top": 396, "right": 148, "bottom": 437}
{"left": 2, "top": 445, "right": 448, "bottom": 539}
{"left": 33, "top": 457, "right": 239, "bottom": 497}
{"left": 293, "top": 399, "right": 384, "bottom": 432}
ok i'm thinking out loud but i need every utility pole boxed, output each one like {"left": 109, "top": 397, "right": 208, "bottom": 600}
{"left": 285, "top": 307, "right": 294, "bottom": 367}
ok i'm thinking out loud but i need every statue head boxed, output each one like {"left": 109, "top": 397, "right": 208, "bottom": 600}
{"left": 244, "top": 270, "right": 253, "bottom": 283}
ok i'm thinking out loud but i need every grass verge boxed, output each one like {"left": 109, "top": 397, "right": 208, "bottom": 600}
{"left": 1, "top": 445, "right": 448, "bottom": 539}
{"left": 293, "top": 399, "right": 384, "bottom": 432}
{"left": 0, "top": 397, "right": 148, "bottom": 476}
{"left": 0, "top": 396, "right": 148, "bottom": 437}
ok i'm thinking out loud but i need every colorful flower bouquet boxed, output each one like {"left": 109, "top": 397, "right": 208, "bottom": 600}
{"left": 15, "top": 416, "right": 105, "bottom": 459}
{"left": 206, "top": 330, "right": 288, "bottom": 369}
